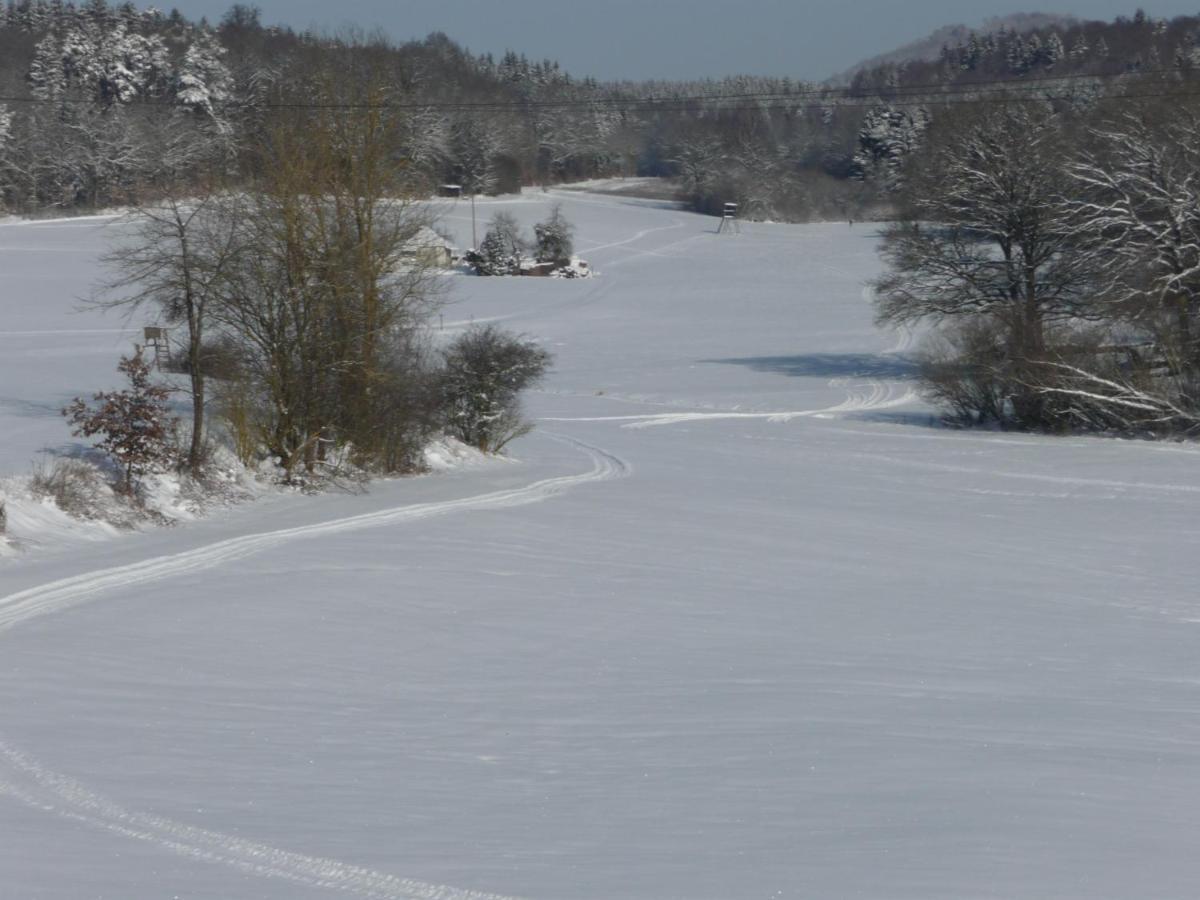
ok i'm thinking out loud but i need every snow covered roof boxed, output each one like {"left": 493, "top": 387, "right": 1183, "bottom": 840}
{"left": 403, "top": 226, "right": 454, "bottom": 251}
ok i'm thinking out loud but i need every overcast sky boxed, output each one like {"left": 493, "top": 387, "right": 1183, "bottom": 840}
{"left": 176, "top": 2, "right": 1200, "bottom": 81}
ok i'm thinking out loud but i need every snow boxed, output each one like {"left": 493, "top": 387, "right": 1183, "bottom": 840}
{"left": 422, "top": 437, "right": 503, "bottom": 472}
{"left": 2, "top": 191, "right": 1200, "bottom": 899}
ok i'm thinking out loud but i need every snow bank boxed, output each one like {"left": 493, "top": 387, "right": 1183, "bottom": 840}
{"left": 422, "top": 436, "right": 504, "bottom": 472}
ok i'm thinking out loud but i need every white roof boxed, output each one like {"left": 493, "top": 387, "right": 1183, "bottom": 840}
{"left": 404, "top": 226, "right": 454, "bottom": 250}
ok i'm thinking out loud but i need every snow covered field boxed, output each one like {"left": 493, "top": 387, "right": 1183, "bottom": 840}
{"left": 3, "top": 192, "right": 1200, "bottom": 899}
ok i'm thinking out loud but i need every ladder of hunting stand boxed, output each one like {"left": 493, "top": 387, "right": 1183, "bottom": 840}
{"left": 717, "top": 202, "right": 740, "bottom": 234}
{"left": 143, "top": 326, "right": 170, "bottom": 370}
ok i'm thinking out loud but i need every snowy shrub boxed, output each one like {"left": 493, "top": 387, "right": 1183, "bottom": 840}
{"left": 439, "top": 325, "right": 552, "bottom": 452}
{"left": 30, "top": 457, "right": 117, "bottom": 522}
{"left": 916, "top": 317, "right": 1013, "bottom": 426}
{"left": 62, "top": 348, "right": 178, "bottom": 496}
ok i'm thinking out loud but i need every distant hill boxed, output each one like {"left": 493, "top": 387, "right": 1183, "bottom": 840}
{"left": 830, "top": 12, "right": 1078, "bottom": 83}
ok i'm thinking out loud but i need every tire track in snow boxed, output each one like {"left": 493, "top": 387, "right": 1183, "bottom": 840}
{"left": 542, "top": 379, "right": 916, "bottom": 429}
{"left": 0, "top": 741, "right": 517, "bottom": 900}
{"left": 577, "top": 218, "right": 686, "bottom": 255}
{"left": 0, "top": 435, "right": 628, "bottom": 636}
{"left": 440, "top": 275, "right": 614, "bottom": 333}
{"left": 0, "top": 434, "right": 629, "bottom": 899}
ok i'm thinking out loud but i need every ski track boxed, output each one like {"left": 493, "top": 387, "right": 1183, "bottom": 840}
{"left": 0, "top": 741, "right": 518, "bottom": 900}
{"left": 542, "top": 379, "right": 917, "bottom": 429}
{"left": 440, "top": 274, "right": 614, "bottom": 333}
{"left": 577, "top": 219, "right": 686, "bottom": 255}
{"left": 846, "top": 449, "right": 1200, "bottom": 496}
{"left": 0, "top": 434, "right": 629, "bottom": 900}
{"left": 0, "top": 433, "right": 627, "bottom": 636}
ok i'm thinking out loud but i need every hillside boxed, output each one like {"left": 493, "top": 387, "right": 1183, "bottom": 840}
{"left": 831, "top": 12, "right": 1077, "bottom": 82}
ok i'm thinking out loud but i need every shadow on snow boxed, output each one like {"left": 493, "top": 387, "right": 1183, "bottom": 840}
{"left": 701, "top": 352, "right": 918, "bottom": 380}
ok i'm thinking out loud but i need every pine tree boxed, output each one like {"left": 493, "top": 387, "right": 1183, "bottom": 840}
{"left": 534, "top": 205, "right": 574, "bottom": 267}
{"left": 1044, "top": 33, "right": 1065, "bottom": 66}
{"left": 28, "top": 30, "right": 66, "bottom": 98}
{"left": 174, "top": 29, "right": 232, "bottom": 116}
{"left": 0, "top": 104, "right": 11, "bottom": 162}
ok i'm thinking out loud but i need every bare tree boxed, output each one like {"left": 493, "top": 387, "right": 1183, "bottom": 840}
{"left": 213, "top": 80, "right": 444, "bottom": 476}
{"left": 99, "top": 190, "right": 243, "bottom": 472}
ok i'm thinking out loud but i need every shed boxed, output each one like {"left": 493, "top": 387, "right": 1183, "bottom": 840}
{"left": 401, "top": 226, "right": 455, "bottom": 268}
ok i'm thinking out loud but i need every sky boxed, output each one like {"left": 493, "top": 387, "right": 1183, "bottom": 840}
{"left": 176, "top": 1, "right": 1200, "bottom": 81}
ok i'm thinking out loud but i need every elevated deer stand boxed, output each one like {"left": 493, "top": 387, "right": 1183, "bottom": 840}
{"left": 717, "top": 202, "right": 740, "bottom": 235}
{"left": 143, "top": 326, "right": 170, "bottom": 370}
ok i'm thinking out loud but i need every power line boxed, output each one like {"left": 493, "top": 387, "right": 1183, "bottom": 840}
{"left": 1, "top": 86, "right": 1193, "bottom": 118}
{"left": 0, "top": 65, "right": 1197, "bottom": 113}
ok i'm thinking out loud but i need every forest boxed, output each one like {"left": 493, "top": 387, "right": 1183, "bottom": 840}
{"left": 3, "top": 2, "right": 1197, "bottom": 222}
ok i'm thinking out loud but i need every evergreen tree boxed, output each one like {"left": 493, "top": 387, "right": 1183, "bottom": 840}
{"left": 534, "top": 205, "right": 574, "bottom": 267}
{"left": 174, "top": 29, "right": 231, "bottom": 117}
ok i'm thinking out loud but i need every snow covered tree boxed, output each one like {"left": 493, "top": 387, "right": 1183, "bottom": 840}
{"left": 875, "top": 106, "right": 1098, "bottom": 426}
{"left": 174, "top": 29, "right": 232, "bottom": 120}
{"left": 0, "top": 104, "right": 11, "bottom": 157}
{"left": 534, "top": 204, "right": 573, "bottom": 267}
{"left": 1067, "top": 113, "right": 1200, "bottom": 375}
{"left": 28, "top": 29, "right": 69, "bottom": 99}
{"left": 852, "top": 106, "right": 929, "bottom": 192}
{"left": 472, "top": 212, "right": 524, "bottom": 275}
{"left": 1044, "top": 32, "right": 1065, "bottom": 66}
{"left": 29, "top": 17, "right": 168, "bottom": 105}
{"left": 63, "top": 347, "right": 177, "bottom": 495}
{"left": 450, "top": 114, "right": 499, "bottom": 197}
{"left": 671, "top": 136, "right": 725, "bottom": 194}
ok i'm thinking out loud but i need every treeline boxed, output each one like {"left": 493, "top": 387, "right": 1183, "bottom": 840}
{"left": 0, "top": 0, "right": 877, "bottom": 219}
{"left": 6, "top": 2, "right": 1200, "bottom": 223}
{"left": 2, "top": 0, "right": 1200, "bottom": 225}
{"left": 874, "top": 96, "right": 1200, "bottom": 437}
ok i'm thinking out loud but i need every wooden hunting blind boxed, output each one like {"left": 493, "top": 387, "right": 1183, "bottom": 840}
{"left": 143, "top": 326, "right": 169, "bottom": 369}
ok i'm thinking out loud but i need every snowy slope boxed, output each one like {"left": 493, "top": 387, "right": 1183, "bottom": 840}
{"left": 2, "top": 192, "right": 1200, "bottom": 899}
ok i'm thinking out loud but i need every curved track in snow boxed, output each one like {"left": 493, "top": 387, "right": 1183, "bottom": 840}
{"left": 542, "top": 378, "right": 916, "bottom": 429}
{"left": 0, "top": 435, "right": 628, "bottom": 636}
{"left": 0, "top": 740, "right": 518, "bottom": 900}
{"left": 0, "top": 434, "right": 629, "bottom": 899}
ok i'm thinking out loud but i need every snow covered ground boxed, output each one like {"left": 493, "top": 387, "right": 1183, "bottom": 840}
{"left": 2, "top": 192, "right": 1200, "bottom": 899}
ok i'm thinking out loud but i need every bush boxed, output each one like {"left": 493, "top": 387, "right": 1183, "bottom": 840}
{"left": 916, "top": 317, "right": 1012, "bottom": 426}
{"left": 534, "top": 205, "right": 574, "bottom": 267}
{"left": 30, "top": 457, "right": 115, "bottom": 521}
{"left": 360, "top": 332, "right": 446, "bottom": 474}
{"left": 439, "top": 325, "right": 552, "bottom": 452}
